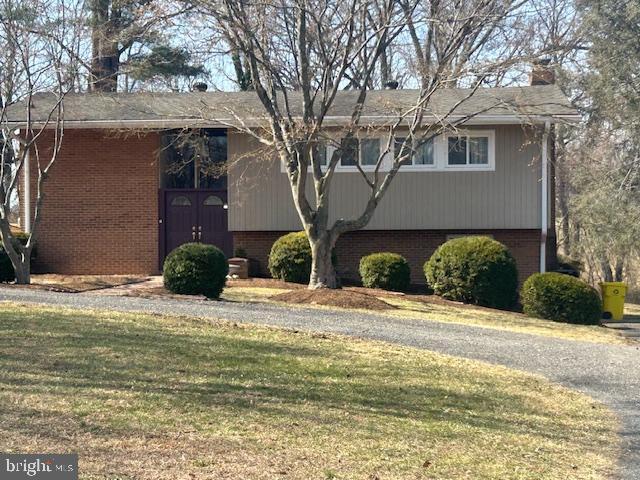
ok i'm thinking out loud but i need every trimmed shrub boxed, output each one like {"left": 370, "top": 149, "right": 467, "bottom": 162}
{"left": 359, "top": 252, "right": 410, "bottom": 292}
{"left": 521, "top": 272, "right": 602, "bottom": 325}
{"left": 424, "top": 236, "right": 518, "bottom": 309}
{"left": 268, "top": 232, "right": 312, "bottom": 284}
{"left": 163, "top": 243, "right": 228, "bottom": 299}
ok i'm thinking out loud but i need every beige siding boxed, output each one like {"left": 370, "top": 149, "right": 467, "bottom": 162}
{"left": 228, "top": 125, "right": 542, "bottom": 231}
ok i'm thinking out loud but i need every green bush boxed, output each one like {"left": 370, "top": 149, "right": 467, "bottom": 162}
{"left": 424, "top": 236, "right": 518, "bottom": 309}
{"left": 163, "top": 243, "right": 228, "bottom": 299}
{"left": 521, "top": 272, "right": 602, "bottom": 325}
{"left": 268, "top": 232, "right": 312, "bottom": 284}
{"left": 359, "top": 252, "right": 410, "bottom": 292}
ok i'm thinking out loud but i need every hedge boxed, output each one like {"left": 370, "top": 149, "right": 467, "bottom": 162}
{"left": 424, "top": 236, "right": 518, "bottom": 309}
{"left": 359, "top": 252, "right": 410, "bottom": 292}
{"left": 268, "top": 232, "right": 313, "bottom": 283}
{"left": 521, "top": 272, "right": 602, "bottom": 325}
{"left": 163, "top": 243, "right": 228, "bottom": 299}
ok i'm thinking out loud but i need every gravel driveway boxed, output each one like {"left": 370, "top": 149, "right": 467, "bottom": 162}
{"left": 1, "top": 286, "right": 638, "bottom": 479}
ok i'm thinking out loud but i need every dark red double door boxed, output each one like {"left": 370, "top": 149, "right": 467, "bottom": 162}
{"left": 163, "top": 190, "right": 233, "bottom": 260}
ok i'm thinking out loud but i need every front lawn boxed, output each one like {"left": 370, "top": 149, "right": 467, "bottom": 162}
{"left": 221, "top": 282, "right": 628, "bottom": 345}
{"left": 0, "top": 303, "right": 617, "bottom": 479}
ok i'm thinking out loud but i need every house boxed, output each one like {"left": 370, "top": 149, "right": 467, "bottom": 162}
{"left": 11, "top": 76, "right": 578, "bottom": 286}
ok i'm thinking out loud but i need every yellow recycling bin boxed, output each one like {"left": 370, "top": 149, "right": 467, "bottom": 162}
{"left": 600, "top": 282, "right": 627, "bottom": 321}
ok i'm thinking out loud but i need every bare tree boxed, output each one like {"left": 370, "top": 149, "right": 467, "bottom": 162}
{"left": 195, "top": 0, "right": 555, "bottom": 289}
{"left": 0, "top": 0, "right": 80, "bottom": 283}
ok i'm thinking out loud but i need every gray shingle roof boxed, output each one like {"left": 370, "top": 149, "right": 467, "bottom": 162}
{"left": 5, "top": 84, "right": 578, "bottom": 127}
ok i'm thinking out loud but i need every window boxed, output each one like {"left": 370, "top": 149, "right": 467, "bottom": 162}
{"left": 394, "top": 137, "right": 434, "bottom": 166}
{"left": 314, "top": 142, "right": 327, "bottom": 167}
{"left": 340, "top": 138, "right": 358, "bottom": 166}
{"left": 339, "top": 138, "right": 380, "bottom": 168}
{"left": 170, "top": 196, "right": 192, "bottom": 206}
{"left": 286, "top": 130, "right": 494, "bottom": 174}
{"left": 447, "top": 134, "right": 490, "bottom": 166}
{"left": 361, "top": 139, "right": 380, "bottom": 166}
{"left": 203, "top": 195, "right": 224, "bottom": 206}
{"left": 469, "top": 137, "right": 489, "bottom": 165}
{"left": 160, "top": 129, "right": 227, "bottom": 189}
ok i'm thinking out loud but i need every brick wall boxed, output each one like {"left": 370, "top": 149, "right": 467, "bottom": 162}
{"left": 22, "top": 129, "right": 160, "bottom": 275}
{"left": 233, "top": 229, "right": 541, "bottom": 287}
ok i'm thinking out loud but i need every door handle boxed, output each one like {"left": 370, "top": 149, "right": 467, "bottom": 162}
{"left": 192, "top": 226, "right": 196, "bottom": 240}
{"left": 198, "top": 226, "right": 202, "bottom": 241}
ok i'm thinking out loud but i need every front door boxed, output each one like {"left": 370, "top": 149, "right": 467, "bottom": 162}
{"left": 198, "top": 191, "right": 233, "bottom": 255}
{"left": 163, "top": 190, "right": 233, "bottom": 260}
{"left": 165, "top": 191, "right": 199, "bottom": 255}
{"left": 159, "top": 129, "right": 233, "bottom": 265}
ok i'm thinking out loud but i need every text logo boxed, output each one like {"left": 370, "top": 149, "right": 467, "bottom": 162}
{"left": 0, "top": 454, "right": 78, "bottom": 480}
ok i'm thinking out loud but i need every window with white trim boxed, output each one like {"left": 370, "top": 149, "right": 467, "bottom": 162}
{"left": 446, "top": 134, "right": 491, "bottom": 167}
{"left": 314, "top": 142, "right": 327, "bottom": 166}
{"left": 287, "top": 130, "right": 494, "bottom": 173}
{"left": 336, "top": 137, "right": 381, "bottom": 168}
{"left": 394, "top": 137, "right": 434, "bottom": 166}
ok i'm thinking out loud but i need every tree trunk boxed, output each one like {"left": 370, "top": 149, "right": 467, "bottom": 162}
{"left": 14, "top": 257, "right": 30, "bottom": 285}
{"left": 614, "top": 257, "right": 624, "bottom": 282}
{"left": 90, "top": 0, "right": 120, "bottom": 92}
{"left": 600, "top": 257, "right": 613, "bottom": 282}
{"left": 308, "top": 235, "right": 338, "bottom": 289}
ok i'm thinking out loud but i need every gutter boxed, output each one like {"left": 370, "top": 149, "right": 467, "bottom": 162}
{"left": 540, "top": 121, "right": 550, "bottom": 273}
{"left": 23, "top": 148, "right": 31, "bottom": 233}
{"left": 4, "top": 114, "right": 581, "bottom": 130}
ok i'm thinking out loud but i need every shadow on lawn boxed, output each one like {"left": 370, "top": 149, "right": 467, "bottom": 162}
{"left": 0, "top": 307, "right": 608, "bottom": 449}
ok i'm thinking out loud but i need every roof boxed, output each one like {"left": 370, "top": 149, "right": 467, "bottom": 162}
{"left": 4, "top": 84, "right": 579, "bottom": 128}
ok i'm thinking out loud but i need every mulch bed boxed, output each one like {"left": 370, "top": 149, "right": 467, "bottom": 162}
{"left": 232, "top": 277, "right": 521, "bottom": 313}
{"left": 270, "top": 288, "right": 396, "bottom": 311}
{"left": 226, "top": 278, "right": 306, "bottom": 290}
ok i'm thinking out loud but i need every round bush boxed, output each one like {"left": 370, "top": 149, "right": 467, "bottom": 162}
{"left": 521, "top": 272, "right": 602, "bottom": 325}
{"left": 163, "top": 243, "right": 228, "bottom": 299}
{"left": 424, "top": 236, "right": 518, "bottom": 309}
{"left": 268, "top": 232, "right": 312, "bottom": 284}
{"left": 359, "top": 252, "right": 410, "bottom": 292}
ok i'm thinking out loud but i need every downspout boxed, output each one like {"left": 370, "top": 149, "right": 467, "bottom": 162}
{"left": 540, "top": 121, "right": 550, "bottom": 273}
{"left": 23, "top": 146, "right": 31, "bottom": 233}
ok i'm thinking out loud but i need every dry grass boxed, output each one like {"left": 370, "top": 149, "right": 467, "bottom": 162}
{"left": 25, "top": 274, "right": 147, "bottom": 293}
{"left": 624, "top": 303, "right": 640, "bottom": 320}
{"left": 0, "top": 302, "right": 618, "bottom": 480}
{"left": 382, "top": 297, "right": 629, "bottom": 345}
{"left": 222, "top": 280, "right": 629, "bottom": 345}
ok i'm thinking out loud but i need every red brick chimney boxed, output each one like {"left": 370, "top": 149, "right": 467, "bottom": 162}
{"left": 530, "top": 58, "right": 555, "bottom": 85}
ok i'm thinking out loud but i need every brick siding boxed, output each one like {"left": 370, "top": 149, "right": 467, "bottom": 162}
{"left": 233, "top": 229, "right": 541, "bottom": 287}
{"left": 22, "top": 129, "right": 160, "bottom": 274}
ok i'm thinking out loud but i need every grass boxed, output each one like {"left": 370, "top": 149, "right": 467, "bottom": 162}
{"left": 624, "top": 302, "right": 640, "bottom": 320}
{"left": 382, "top": 297, "right": 628, "bottom": 345}
{"left": 0, "top": 302, "right": 618, "bottom": 479}
{"left": 221, "top": 286, "right": 291, "bottom": 302}
{"left": 222, "top": 285, "right": 628, "bottom": 345}
{"left": 28, "top": 274, "right": 147, "bottom": 293}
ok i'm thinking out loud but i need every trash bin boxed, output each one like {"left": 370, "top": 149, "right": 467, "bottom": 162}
{"left": 600, "top": 282, "right": 627, "bottom": 321}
